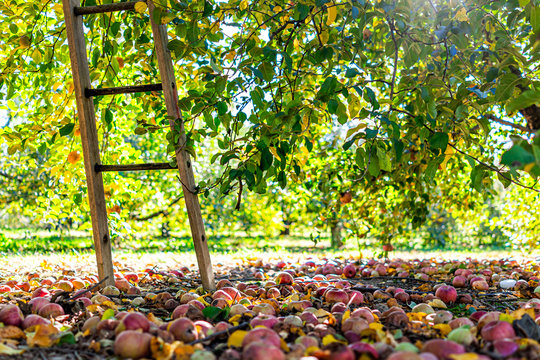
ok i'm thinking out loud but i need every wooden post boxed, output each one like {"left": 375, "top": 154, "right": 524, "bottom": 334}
{"left": 148, "top": 1, "right": 216, "bottom": 290}
{"left": 62, "top": 0, "right": 115, "bottom": 287}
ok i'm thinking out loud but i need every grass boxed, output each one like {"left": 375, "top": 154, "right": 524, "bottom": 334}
{"left": 0, "top": 228, "right": 539, "bottom": 281}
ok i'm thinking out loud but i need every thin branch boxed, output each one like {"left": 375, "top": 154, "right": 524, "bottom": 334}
{"left": 130, "top": 195, "right": 184, "bottom": 221}
{"left": 485, "top": 114, "right": 534, "bottom": 134}
{"left": 391, "top": 107, "right": 540, "bottom": 192}
{"left": 387, "top": 17, "right": 399, "bottom": 103}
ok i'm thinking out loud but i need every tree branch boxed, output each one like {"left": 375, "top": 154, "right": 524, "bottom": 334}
{"left": 130, "top": 195, "right": 183, "bottom": 221}
{"left": 485, "top": 114, "right": 534, "bottom": 134}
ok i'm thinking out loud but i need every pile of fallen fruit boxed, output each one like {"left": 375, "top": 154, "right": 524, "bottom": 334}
{"left": 1, "top": 257, "right": 540, "bottom": 359}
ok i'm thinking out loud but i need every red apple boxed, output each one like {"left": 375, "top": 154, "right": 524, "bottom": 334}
{"left": 38, "top": 303, "right": 65, "bottom": 318}
{"left": 28, "top": 297, "right": 50, "bottom": 313}
{"left": 250, "top": 314, "right": 279, "bottom": 328}
{"left": 435, "top": 285, "right": 457, "bottom": 304}
{"left": 243, "top": 341, "right": 284, "bottom": 360}
{"left": 212, "top": 289, "right": 232, "bottom": 301}
{"left": 0, "top": 304, "right": 24, "bottom": 327}
{"left": 116, "top": 312, "right": 150, "bottom": 333}
{"left": 481, "top": 321, "right": 516, "bottom": 341}
{"left": 452, "top": 276, "right": 467, "bottom": 288}
{"left": 343, "top": 264, "right": 357, "bottom": 278}
{"left": 242, "top": 327, "right": 281, "bottom": 349}
{"left": 168, "top": 318, "right": 198, "bottom": 342}
{"left": 180, "top": 292, "right": 199, "bottom": 304}
{"left": 114, "top": 330, "right": 152, "bottom": 359}
{"left": 422, "top": 339, "right": 465, "bottom": 360}
{"left": 342, "top": 317, "right": 369, "bottom": 334}
{"left": 22, "top": 314, "right": 51, "bottom": 330}
{"left": 275, "top": 272, "right": 294, "bottom": 285}
{"left": 324, "top": 288, "right": 349, "bottom": 304}
{"left": 349, "top": 342, "right": 379, "bottom": 358}
{"left": 387, "top": 351, "right": 422, "bottom": 360}
{"left": 32, "top": 287, "right": 51, "bottom": 298}
{"left": 346, "top": 290, "right": 364, "bottom": 305}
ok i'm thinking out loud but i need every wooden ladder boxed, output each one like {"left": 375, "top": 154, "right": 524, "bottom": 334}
{"left": 62, "top": 0, "right": 216, "bottom": 290}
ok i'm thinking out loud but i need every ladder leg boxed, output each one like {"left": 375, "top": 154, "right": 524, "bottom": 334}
{"left": 63, "top": 0, "right": 115, "bottom": 287}
{"left": 148, "top": 1, "right": 216, "bottom": 291}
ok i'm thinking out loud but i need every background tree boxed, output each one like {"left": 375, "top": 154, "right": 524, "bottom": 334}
{"left": 0, "top": 0, "right": 538, "bottom": 248}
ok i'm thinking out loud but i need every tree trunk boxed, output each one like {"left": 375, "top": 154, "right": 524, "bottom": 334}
{"left": 330, "top": 221, "right": 344, "bottom": 248}
{"left": 280, "top": 220, "right": 291, "bottom": 236}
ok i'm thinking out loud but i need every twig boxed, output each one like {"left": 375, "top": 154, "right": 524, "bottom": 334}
{"left": 66, "top": 276, "right": 110, "bottom": 301}
{"left": 189, "top": 321, "right": 250, "bottom": 345}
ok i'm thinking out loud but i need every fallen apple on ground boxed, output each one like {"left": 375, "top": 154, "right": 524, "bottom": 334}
{"left": 0, "top": 256, "right": 539, "bottom": 359}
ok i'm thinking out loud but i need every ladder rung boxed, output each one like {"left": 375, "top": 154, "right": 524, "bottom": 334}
{"left": 74, "top": 1, "right": 146, "bottom": 16}
{"left": 85, "top": 83, "right": 162, "bottom": 97}
{"left": 95, "top": 162, "right": 177, "bottom": 172}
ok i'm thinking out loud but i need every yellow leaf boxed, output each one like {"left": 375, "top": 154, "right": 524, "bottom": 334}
{"left": 524, "top": 163, "right": 535, "bottom": 172}
{"left": 280, "top": 338, "right": 289, "bottom": 351}
{"left": 454, "top": 8, "right": 469, "bottom": 22}
{"left": 348, "top": 94, "right": 361, "bottom": 118}
{"left": 239, "top": 0, "right": 248, "bottom": 11}
{"left": 322, "top": 334, "right": 346, "bottom": 346}
{"left": 0, "top": 343, "right": 24, "bottom": 355}
{"left": 320, "top": 29, "right": 329, "bottom": 44}
{"left": 511, "top": 307, "right": 535, "bottom": 320}
{"left": 342, "top": 310, "right": 351, "bottom": 322}
{"left": 101, "top": 300, "right": 118, "bottom": 310}
{"left": 227, "top": 330, "right": 248, "bottom": 348}
{"left": 369, "top": 322, "right": 384, "bottom": 331}
{"left": 161, "top": 13, "right": 176, "bottom": 25}
{"left": 450, "top": 353, "right": 480, "bottom": 360}
{"left": 269, "top": 147, "right": 281, "bottom": 161}
{"left": 225, "top": 50, "right": 236, "bottom": 61}
{"left": 326, "top": 5, "right": 337, "bottom": 26}
{"left": 67, "top": 151, "right": 81, "bottom": 164}
{"left": 433, "top": 323, "right": 452, "bottom": 336}
{"left": 151, "top": 338, "right": 180, "bottom": 360}
{"left": 274, "top": 6, "right": 283, "bottom": 12}
{"left": 305, "top": 346, "right": 320, "bottom": 355}
{"left": 228, "top": 314, "right": 242, "bottom": 325}
{"left": 0, "top": 326, "right": 25, "bottom": 339}
{"left": 499, "top": 313, "right": 515, "bottom": 324}
{"left": 134, "top": 1, "right": 147, "bottom": 13}
{"left": 294, "top": 38, "right": 300, "bottom": 50}
{"left": 27, "top": 324, "right": 60, "bottom": 347}
{"left": 428, "top": 299, "right": 447, "bottom": 309}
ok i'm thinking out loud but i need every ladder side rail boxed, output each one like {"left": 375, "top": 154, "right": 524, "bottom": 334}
{"left": 62, "top": 0, "right": 115, "bottom": 287}
{"left": 147, "top": 0, "right": 216, "bottom": 291}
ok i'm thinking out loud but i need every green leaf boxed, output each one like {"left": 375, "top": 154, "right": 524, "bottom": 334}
{"left": 531, "top": 5, "right": 540, "bottom": 33}
{"left": 501, "top": 145, "right": 535, "bottom": 168}
{"left": 495, "top": 73, "right": 521, "bottom": 102}
{"left": 58, "top": 332, "right": 76, "bottom": 345}
{"left": 101, "top": 308, "right": 115, "bottom": 320}
{"left": 345, "top": 68, "right": 360, "bottom": 78}
{"left": 202, "top": 306, "right": 229, "bottom": 321}
{"left": 428, "top": 132, "right": 449, "bottom": 152}
{"left": 497, "top": 172, "right": 512, "bottom": 188}
{"left": 486, "top": 67, "right": 499, "bottom": 82}
{"left": 317, "top": 76, "right": 338, "bottom": 100}
{"left": 368, "top": 152, "right": 380, "bottom": 177}
{"left": 424, "top": 157, "right": 442, "bottom": 183}
{"left": 258, "top": 61, "right": 274, "bottom": 82}
{"left": 505, "top": 90, "right": 540, "bottom": 114}
{"left": 377, "top": 147, "right": 392, "bottom": 171}
{"left": 59, "top": 123, "right": 75, "bottom": 137}
{"left": 260, "top": 147, "right": 273, "bottom": 171}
